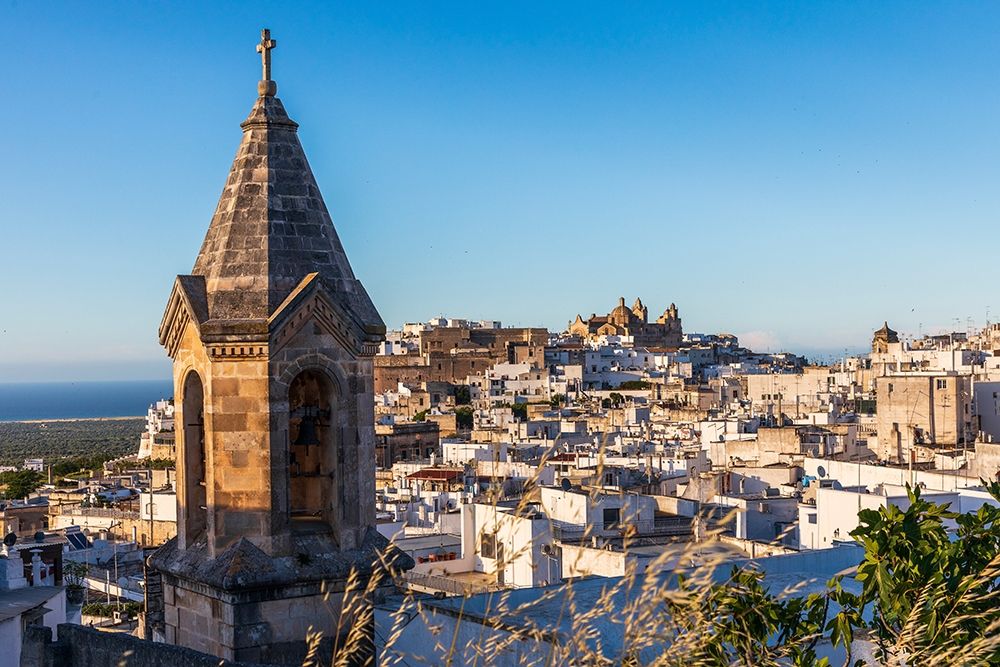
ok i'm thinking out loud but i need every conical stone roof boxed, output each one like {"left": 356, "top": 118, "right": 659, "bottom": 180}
{"left": 191, "top": 92, "right": 382, "bottom": 335}
{"left": 875, "top": 321, "right": 898, "bottom": 338}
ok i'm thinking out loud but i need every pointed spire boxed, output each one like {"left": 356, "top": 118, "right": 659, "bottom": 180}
{"left": 190, "top": 30, "right": 383, "bottom": 335}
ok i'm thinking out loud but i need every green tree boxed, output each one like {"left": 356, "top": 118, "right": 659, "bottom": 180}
{"left": 665, "top": 566, "right": 833, "bottom": 666}
{"left": 454, "top": 385, "right": 471, "bottom": 405}
{"left": 832, "top": 483, "right": 1000, "bottom": 664}
{"left": 455, "top": 406, "right": 473, "bottom": 430}
{"left": 1, "top": 470, "right": 44, "bottom": 499}
{"left": 617, "top": 380, "right": 650, "bottom": 390}
{"left": 510, "top": 403, "right": 528, "bottom": 420}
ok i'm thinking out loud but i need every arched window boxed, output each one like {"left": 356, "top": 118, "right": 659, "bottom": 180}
{"left": 288, "top": 369, "right": 338, "bottom": 537}
{"left": 181, "top": 371, "right": 206, "bottom": 547}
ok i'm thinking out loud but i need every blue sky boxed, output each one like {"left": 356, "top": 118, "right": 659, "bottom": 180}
{"left": 1, "top": 2, "right": 999, "bottom": 381}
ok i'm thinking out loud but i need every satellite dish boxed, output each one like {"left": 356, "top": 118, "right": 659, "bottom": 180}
{"left": 2, "top": 533, "right": 15, "bottom": 548}
{"left": 560, "top": 478, "right": 572, "bottom": 491}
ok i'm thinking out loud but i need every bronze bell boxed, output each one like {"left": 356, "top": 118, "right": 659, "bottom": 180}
{"left": 294, "top": 415, "right": 321, "bottom": 447}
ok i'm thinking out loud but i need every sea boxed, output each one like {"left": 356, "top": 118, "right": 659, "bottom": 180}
{"left": 0, "top": 380, "right": 174, "bottom": 422}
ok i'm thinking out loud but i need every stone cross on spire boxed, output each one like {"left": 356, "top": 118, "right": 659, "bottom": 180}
{"left": 256, "top": 28, "right": 277, "bottom": 97}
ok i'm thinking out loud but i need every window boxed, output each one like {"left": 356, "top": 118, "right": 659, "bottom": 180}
{"left": 181, "top": 371, "right": 207, "bottom": 546}
{"left": 288, "top": 369, "right": 336, "bottom": 535}
{"left": 937, "top": 379, "right": 947, "bottom": 390}
{"left": 808, "top": 514, "right": 817, "bottom": 524}
{"left": 481, "top": 533, "right": 497, "bottom": 559}
{"left": 603, "top": 507, "right": 621, "bottom": 530}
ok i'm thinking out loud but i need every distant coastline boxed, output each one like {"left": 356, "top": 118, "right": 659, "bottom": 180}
{"left": 0, "top": 379, "right": 172, "bottom": 422}
{"left": 3, "top": 415, "right": 144, "bottom": 425}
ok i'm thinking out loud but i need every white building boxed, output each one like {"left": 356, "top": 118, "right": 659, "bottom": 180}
{"left": 471, "top": 502, "right": 560, "bottom": 588}
{"left": 137, "top": 399, "right": 175, "bottom": 460}
{"left": 582, "top": 345, "right": 658, "bottom": 389}
{"left": 0, "top": 545, "right": 67, "bottom": 667}
{"left": 470, "top": 363, "right": 551, "bottom": 405}
{"left": 537, "top": 486, "right": 658, "bottom": 541}
{"left": 799, "top": 483, "right": 999, "bottom": 550}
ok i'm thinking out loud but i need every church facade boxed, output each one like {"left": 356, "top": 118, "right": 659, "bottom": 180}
{"left": 567, "top": 297, "right": 683, "bottom": 348}
{"left": 871, "top": 321, "right": 899, "bottom": 353}
{"left": 148, "top": 30, "right": 407, "bottom": 663}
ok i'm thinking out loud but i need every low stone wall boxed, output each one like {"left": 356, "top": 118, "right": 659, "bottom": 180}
{"left": 22, "top": 624, "right": 273, "bottom": 667}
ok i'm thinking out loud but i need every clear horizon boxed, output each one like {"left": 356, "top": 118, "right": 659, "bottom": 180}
{"left": 3, "top": 2, "right": 998, "bottom": 382}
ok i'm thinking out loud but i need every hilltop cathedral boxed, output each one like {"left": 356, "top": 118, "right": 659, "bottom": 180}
{"left": 568, "top": 297, "right": 683, "bottom": 348}
{"left": 145, "top": 30, "right": 407, "bottom": 662}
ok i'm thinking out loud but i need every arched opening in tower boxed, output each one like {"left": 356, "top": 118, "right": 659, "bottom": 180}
{"left": 181, "top": 370, "right": 207, "bottom": 545}
{"left": 288, "top": 369, "right": 337, "bottom": 536}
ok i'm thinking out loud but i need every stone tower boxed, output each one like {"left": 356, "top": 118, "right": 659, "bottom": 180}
{"left": 631, "top": 297, "right": 648, "bottom": 323}
{"left": 872, "top": 321, "right": 899, "bottom": 354}
{"left": 149, "top": 30, "right": 403, "bottom": 662}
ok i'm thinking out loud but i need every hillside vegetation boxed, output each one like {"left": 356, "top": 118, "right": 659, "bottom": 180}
{"left": 0, "top": 418, "right": 143, "bottom": 467}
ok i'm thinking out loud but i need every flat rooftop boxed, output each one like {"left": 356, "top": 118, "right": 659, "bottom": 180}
{"left": 391, "top": 534, "right": 462, "bottom": 552}
{"left": 0, "top": 586, "right": 62, "bottom": 623}
{"left": 389, "top": 543, "right": 865, "bottom": 649}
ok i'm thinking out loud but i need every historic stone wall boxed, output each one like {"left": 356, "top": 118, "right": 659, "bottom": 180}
{"left": 158, "top": 570, "right": 390, "bottom": 663}
{"left": 22, "top": 623, "right": 273, "bottom": 667}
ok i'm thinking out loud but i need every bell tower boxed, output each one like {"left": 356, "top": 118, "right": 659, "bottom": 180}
{"left": 150, "top": 30, "right": 406, "bottom": 662}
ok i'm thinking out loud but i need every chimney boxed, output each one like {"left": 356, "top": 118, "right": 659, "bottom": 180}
{"left": 30, "top": 550, "right": 43, "bottom": 586}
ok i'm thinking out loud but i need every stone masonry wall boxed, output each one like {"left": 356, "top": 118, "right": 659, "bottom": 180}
{"left": 22, "top": 623, "right": 272, "bottom": 667}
